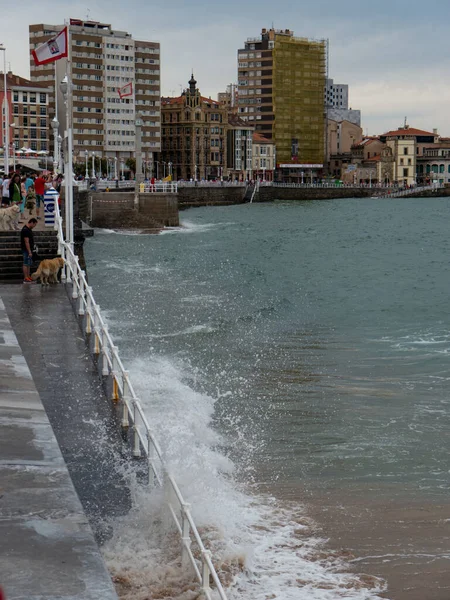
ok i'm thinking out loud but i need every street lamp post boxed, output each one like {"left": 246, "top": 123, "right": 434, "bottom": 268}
{"left": 0, "top": 45, "right": 9, "bottom": 175}
{"left": 60, "top": 74, "right": 74, "bottom": 248}
{"left": 156, "top": 161, "right": 160, "bottom": 180}
{"left": 120, "top": 159, "right": 124, "bottom": 180}
{"left": 57, "top": 135, "right": 63, "bottom": 173}
{"left": 84, "top": 150, "right": 88, "bottom": 179}
{"left": 168, "top": 161, "right": 172, "bottom": 178}
{"left": 194, "top": 164, "right": 197, "bottom": 182}
{"left": 91, "top": 152, "right": 95, "bottom": 179}
{"left": 51, "top": 117, "right": 59, "bottom": 174}
{"left": 162, "top": 161, "right": 166, "bottom": 179}
{"left": 114, "top": 157, "right": 118, "bottom": 180}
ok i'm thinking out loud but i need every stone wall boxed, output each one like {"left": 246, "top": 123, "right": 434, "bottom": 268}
{"left": 138, "top": 193, "right": 179, "bottom": 226}
{"left": 88, "top": 192, "right": 178, "bottom": 228}
{"left": 178, "top": 186, "right": 246, "bottom": 209}
{"left": 256, "top": 186, "right": 388, "bottom": 202}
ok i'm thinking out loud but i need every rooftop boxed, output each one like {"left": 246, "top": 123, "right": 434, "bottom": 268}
{"left": 252, "top": 132, "right": 273, "bottom": 144}
{"left": 0, "top": 72, "right": 48, "bottom": 91}
{"left": 383, "top": 127, "right": 436, "bottom": 137}
{"left": 161, "top": 95, "right": 222, "bottom": 108}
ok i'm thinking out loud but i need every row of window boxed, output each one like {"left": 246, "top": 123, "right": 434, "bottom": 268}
{"left": 13, "top": 140, "right": 47, "bottom": 151}
{"left": 238, "top": 52, "right": 263, "bottom": 59}
{"left": 13, "top": 106, "right": 47, "bottom": 116}
{"left": 12, "top": 92, "right": 47, "bottom": 104}
{"left": 238, "top": 62, "right": 263, "bottom": 68}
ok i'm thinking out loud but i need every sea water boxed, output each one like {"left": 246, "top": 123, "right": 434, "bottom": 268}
{"left": 85, "top": 198, "right": 450, "bottom": 599}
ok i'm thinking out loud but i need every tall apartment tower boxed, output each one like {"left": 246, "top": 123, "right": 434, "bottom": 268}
{"left": 29, "top": 19, "right": 160, "bottom": 166}
{"left": 237, "top": 28, "right": 327, "bottom": 173}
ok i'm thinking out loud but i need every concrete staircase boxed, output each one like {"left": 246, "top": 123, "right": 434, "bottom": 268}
{"left": 0, "top": 230, "right": 59, "bottom": 281}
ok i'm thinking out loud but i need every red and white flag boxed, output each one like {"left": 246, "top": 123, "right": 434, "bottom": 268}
{"left": 31, "top": 27, "right": 68, "bottom": 66}
{"left": 118, "top": 82, "right": 133, "bottom": 99}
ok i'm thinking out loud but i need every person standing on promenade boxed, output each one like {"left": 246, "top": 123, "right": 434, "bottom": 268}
{"left": 2, "top": 173, "right": 11, "bottom": 206}
{"left": 34, "top": 172, "right": 45, "bottom": 220}
{"left": 21, "top": 218, "right": 38, "bottom": 283}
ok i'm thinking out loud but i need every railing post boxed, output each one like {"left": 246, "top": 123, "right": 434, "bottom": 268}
{"left": 121, "top": 370, "right": 130, "bottom": 427}
{"left": 78, "top": 271, "right": 85, "bottom": 315}
{"left": 110, "top": 345, "right": 120, "bottom": 402}
{"left": 85, "top": 287, "right": 93, "bottom": 334}
{"left": 60, "top": 245, "right": 67, "bottom": 281}
{"left": 72, "top": 256, "right": 80, "bottom": 299}
{"left": 181, "top": 503, "right": 192, "bottom": 568}
{"left": 132, "top": 399, "right": 141, "bottom": 457}
{"left": 93, "top": 306, "right": 100, "bottom": 354}
{"left": 101, "top": 326, "right": 110, "bottom": 376}
{"left": 65, "top": 251, "right": 72, "bottom": 284}
{"left": 201, "top": 550, "right": 212, "bottom": 593}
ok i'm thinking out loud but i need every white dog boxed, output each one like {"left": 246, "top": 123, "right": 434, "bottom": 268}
{"left": 0, "top": 204, "right": 21, "bottom": 231}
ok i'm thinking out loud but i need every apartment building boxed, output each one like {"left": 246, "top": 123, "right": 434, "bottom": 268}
{"left": 29, "top": 19, "right": 160, "bottom": 167}
{"left": 218, "top": 84, "right": 238, "bottom": 113}
{"left": 0, "top": 72, "right": 49, "bottom": 164}
{"left": 161, "top": 75, "right": 228, "bottom": 180}
{"left": 252, "top": 132, "right": 275, "bottom": 181}
{"left": 325, "top": 78, "right": 348, "bottom": 109}
{"left": 237, "top": 28, "right": 327, "bottom": 179}
{"left": 226, "top": 114, "right": 253, "bottom": 180}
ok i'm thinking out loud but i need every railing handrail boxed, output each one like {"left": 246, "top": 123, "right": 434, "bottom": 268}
{"left": 53, "top": 205, "right": 228, "bottom": 600}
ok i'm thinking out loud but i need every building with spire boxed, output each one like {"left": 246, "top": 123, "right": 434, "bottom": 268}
{"left": 161, "top": 75, "right": 228, "bottom": 180}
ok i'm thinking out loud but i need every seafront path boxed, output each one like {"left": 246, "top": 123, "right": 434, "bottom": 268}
{"left": 0, "top": 283, "right": 131, "bottom": 599}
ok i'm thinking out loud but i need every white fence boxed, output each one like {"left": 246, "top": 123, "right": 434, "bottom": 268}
{"left": 53, "top": 207, "right": 228, "bottom": 600}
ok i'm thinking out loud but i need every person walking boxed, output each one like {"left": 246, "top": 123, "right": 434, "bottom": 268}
{"left": 9, "top": 174, "right": 22, "bottom": 229}
{"left": 34, "top": 172, "right": 45, "bottom": 220}
{"left": 21, "top": 218, "right": 38, "bottom": 283}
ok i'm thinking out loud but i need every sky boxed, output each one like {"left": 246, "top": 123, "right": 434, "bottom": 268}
{"left": 2, "top": 0, "right": 450, "bottom": 136}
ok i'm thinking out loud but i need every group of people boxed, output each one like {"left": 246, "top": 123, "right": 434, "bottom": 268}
{"left": 0, "top": 171, "right": 63, "bottom": 224}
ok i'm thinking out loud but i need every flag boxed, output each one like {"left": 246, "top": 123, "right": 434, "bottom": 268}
{"left": 163, "top": 174, "right": 172, "bottom": 182}
{"left": 118, "top": 82, "right": 133, "bottom": 99}
{"left": 31, "top": 27, "right": 68, "bottom": 66}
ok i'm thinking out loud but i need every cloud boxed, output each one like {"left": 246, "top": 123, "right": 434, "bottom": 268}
{"left": 2, "top": 0, "right": 450, "bottom": 135}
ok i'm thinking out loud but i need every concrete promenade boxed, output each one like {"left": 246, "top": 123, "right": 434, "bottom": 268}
{"left": 0, "top": 284, "right": 130, "bottom": 599}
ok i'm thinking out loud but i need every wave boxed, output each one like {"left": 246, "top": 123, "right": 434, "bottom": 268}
{"left": 103, "top": 354, "right": 387, "bottom": 599}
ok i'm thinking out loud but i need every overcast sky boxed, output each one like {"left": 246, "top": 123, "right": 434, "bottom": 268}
{"left": 2, "top": 0, "right": 449, "bottom": 136}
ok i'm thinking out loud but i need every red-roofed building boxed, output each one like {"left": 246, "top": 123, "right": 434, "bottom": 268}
{"left": 161, "top": 75, "right": 228, "bottom": 180}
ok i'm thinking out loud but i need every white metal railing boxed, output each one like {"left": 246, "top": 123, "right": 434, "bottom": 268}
{"left": 53, "top": 205, "right": 228, "bottom": 600}
{"left": 177, "top": 181, "right": 247, "bottom": 188}
{"left": 140, "top": 182, "right": 178, "bottom": 193}
{"left": 376, "top": 183, "right": 444, "bottom": 198}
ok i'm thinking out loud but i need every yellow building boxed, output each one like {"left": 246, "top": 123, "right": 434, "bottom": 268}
{"left": 237, "top": 28, "right": 327, "bottom": 181}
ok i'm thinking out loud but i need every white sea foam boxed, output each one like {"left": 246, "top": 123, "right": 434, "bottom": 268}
{"left": 103, "top": 354, "right": 387, "bottom": 600}
{"left": 160, "top": 220, "right": 234, "bottom": 235}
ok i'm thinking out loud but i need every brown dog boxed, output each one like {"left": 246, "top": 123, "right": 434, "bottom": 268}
{"left": 31, "top": 257, "right": 65, "bottom": 285}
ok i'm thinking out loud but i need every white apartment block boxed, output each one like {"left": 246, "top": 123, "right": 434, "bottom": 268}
{"left": 325, "top": 78, "right": 349, "bottom": 109}
{"left": 29, "top": 19, "right": 160, "bottom": 164}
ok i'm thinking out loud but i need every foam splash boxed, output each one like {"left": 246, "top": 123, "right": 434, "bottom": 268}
{"left": 102, "top": 355, "right": 388, "bottom": 599}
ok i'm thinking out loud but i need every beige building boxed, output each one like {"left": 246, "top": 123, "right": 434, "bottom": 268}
{"left": 252, "top": 132, "right": 276, "bottom": 181}
{"left": 237, "top": 28, "right": 327, "bottom": 179}
{"left": 29, "top": 19, "right": 161, "bottom": 169}
{"left": 0, "top": 72, "right": 50, "bottom": 164}
{"left": 161, "top": 75, "right": 228, "bottom": 180}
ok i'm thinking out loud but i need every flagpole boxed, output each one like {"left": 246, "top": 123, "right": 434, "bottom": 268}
{"left": 62, "top": 24, "right": 74, "bottom": 249}
{"left": 53, "top": 61, "right": 59, "bottom": 174}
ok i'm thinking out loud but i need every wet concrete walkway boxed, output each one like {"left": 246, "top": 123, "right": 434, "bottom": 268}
{"left": 0, "top": 283, "right": 132, "bottom": 599}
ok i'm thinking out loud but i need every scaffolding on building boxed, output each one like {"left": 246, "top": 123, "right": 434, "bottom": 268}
{"left": 272, "top": 35, "right": 328, "bottom": 168}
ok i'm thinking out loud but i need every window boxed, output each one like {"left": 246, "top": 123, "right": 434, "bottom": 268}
{"left": 400, "top": 158, "right": 404, "bottom": 165}
{"left": 403, "top": 168, "right": 409, "bottom": 177}
{"left": 23, "top": 117, "right": 28, "bottom": 126}
{"left": 39, "top": 93, "right": 46, "bottom": 103}
{"left": 40, "top": 106, "right": 46, "bottom": 115}
{"left": 22, "top": 92, "right": 27, "bottom": 102}
{"left": 403, "top": 147, "right": 408, "bottom": 155}
{"left": 40, "top": 118, "right": 46, "bottom": 128}
{"left": 13, "top": 92, "right": 18, "bottom": 102}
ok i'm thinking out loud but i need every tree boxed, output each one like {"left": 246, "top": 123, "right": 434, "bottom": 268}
{"left": 126, "top": 157, "right": 136, "bottom": 176}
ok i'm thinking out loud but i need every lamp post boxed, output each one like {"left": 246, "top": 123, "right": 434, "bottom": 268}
{"left": 84, "top": 150, "right": 88, "bottom": 179}
{"left": 0, "top": 45, "right": 9, "bottom": 175}
{"left": 114, "top": 156, "right": 118, "bottom": 180}
{"left": 168, "top": 161, "right": 172, "bottom": 178}
{"left": 162, "top": 161, "right": 166, "bottom": 179}
{"left": 51, "top": 117, "right": 59, "bottom": 174}
{"left": 120, "top": 159, "right": 124, "bottom": 180}
{"left": 91, "top": 152, "right": 95, "bottom": 179}
{"left": 194, "top": 163, "right": 197, "bottom": 182}
{"left": 60, "top": 73, "right": 74, "bottom": 248}
{"left": 156, "top": 161, "right": 160, "bottom": 180}
{"left": 57, "top": 135, "right": 63, "bottom": 173}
